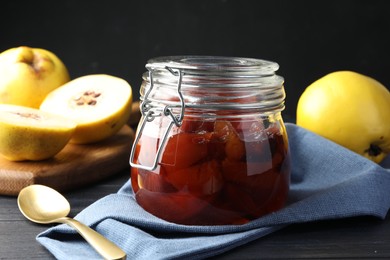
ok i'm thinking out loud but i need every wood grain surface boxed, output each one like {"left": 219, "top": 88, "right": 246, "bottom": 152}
{"left": 0, "top": 125, "right": 134, "bottom": 196}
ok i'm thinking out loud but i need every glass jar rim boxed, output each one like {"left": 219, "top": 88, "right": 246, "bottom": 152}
{"left": 146, "top": 56, "right": 279, "bottom": 77}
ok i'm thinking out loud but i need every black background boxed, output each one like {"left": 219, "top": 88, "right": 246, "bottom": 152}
{"left": 2, "top": 0, "right": 390, "bottom": 119}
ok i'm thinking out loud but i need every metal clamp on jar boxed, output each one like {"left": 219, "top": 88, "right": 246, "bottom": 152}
{"left": 130, "top": 56, "right": 290, "bottom": 225}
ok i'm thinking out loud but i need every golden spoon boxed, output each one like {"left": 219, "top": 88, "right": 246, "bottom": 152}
{"left": 17, "top": 184, "right": 126, "bottom": 260}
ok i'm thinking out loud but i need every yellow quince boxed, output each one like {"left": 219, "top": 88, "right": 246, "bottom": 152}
{"left": 0, "top": 46, "right": 70, "bottom": 108}
{"left": 297, "top": 71, "right": 390, "bottom": 163}
{"left": 40, "top": 74, "right": 133, "bottom": 144}
{"left": 0, "top": 104, "right": 76, "bottom": 161}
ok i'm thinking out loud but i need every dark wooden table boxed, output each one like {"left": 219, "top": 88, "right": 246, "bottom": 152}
{"left": 1, "top": 169, "right": 390, "bottom": 259}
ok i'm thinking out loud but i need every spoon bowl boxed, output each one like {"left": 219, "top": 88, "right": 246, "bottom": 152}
{"left": 17, "top": 184, "right": 126, "bottom": 260}
{"left": 18, "top": 184, "right": 70, "bottom": 224}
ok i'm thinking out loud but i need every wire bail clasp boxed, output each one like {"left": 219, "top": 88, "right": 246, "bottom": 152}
{"left": 129, "top": 67, "right": 185, "bottom": 171}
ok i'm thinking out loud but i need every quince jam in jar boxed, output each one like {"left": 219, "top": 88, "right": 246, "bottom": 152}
{"left": 130, "top": 56, "right": 290, "bottom": 225}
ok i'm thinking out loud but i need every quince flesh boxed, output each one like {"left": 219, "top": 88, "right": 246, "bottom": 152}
{"left": 40, "top": 74, "right": 133, "bottom": 144}
{"left": 297, "top": 71, "right": 390, "bottom": 163}
{"left": 0, "top": 46, "right": 70, "bottom": 108}
{"left": 0, "top": 104, "right": 76, "bottom": 161}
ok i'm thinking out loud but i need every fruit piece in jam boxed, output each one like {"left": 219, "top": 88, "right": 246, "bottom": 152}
{"left": 131, "top": 115, "right": 290, "bottom": 225}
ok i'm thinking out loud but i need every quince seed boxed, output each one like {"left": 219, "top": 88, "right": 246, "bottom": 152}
{"left": 13, "top": 112, "right": 41, "bottom": 120}
{"left": 88, "top": 100, "right": 97, "bottom": 106}
{"left": 73, "top": 90, "right": 101, "bottom": 106}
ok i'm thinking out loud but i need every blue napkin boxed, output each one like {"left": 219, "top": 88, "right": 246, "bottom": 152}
{"left": 37, "top": 123, "right": 390, "bottom": 260}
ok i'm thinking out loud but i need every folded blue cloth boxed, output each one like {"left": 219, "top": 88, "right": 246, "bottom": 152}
{"left": 37, "top": 123, "right": 390, "bottom": 260}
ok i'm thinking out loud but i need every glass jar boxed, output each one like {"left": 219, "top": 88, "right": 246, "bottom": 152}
{"left": 130, "top": 56, "right": 290, "bottom": 225}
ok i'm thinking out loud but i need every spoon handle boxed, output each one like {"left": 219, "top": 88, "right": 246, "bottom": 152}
{"left": 60, "top": 217, "right": 126, "bottom": 260}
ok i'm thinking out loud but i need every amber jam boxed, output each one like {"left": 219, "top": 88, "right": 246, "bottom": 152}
{"left": 130, "top": 56, "right": 290, "bottom": 225}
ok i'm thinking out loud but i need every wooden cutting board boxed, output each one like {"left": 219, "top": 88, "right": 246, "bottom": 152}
{"left": 0, "top": 125, "right": 135, "bottom": 196}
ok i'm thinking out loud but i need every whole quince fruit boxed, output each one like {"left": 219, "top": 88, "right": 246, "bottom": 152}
{"left": 0, "top": 46, "right": 70, "bottom": 108}
{"left": 297, "top": 71, "right": 390, "bottom": 163}
{"left": 0, "top": 104, "right": 76, "bottom": 161}
{"left": 40, "top": 74, "right": 133, "bottom": 144}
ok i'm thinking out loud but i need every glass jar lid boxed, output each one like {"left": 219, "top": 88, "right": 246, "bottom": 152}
{"left": 145, "top": 56, "right": 283, "bottom": 88}
{"left": 141, "top": 56, "right": 285, "bottom": 113}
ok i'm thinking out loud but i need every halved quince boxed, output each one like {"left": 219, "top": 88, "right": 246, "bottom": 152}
{"left": 40, "top": 74, "right": 133, "bottom": 144}
{"left": 0, "top": 104, "right": 76, "bottom": 161}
